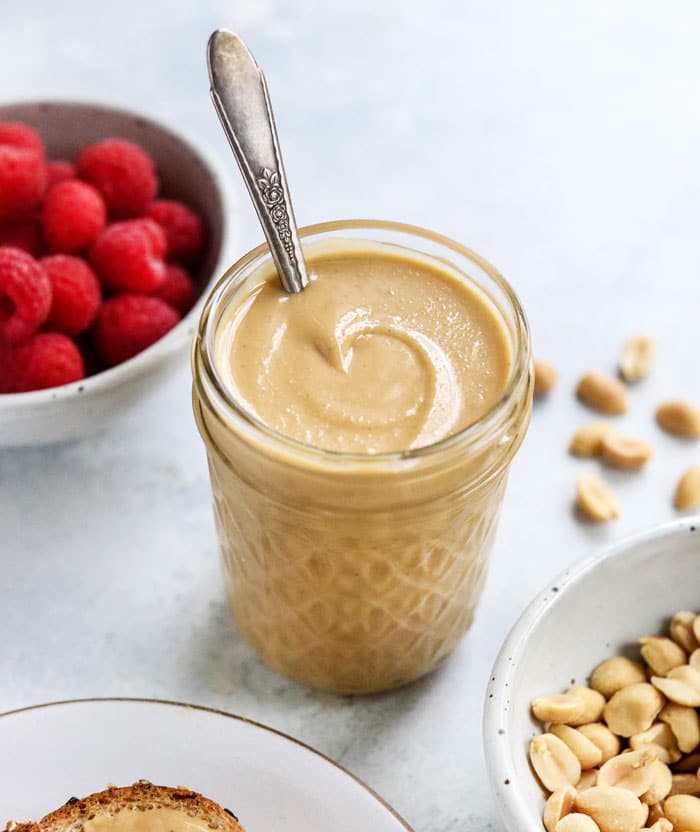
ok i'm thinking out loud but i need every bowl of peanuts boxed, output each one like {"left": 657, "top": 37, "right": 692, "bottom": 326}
{"left": 484, "top": 516, "right": 700, "bottom": 832}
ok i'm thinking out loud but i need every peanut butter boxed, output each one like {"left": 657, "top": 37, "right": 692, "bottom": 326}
{"left": 214, "top": 240, "right": 511, "bottom": 453}
{"left": 193, "top": 222, "right": 532, "bottom": 693}
{"left": 83, "top": 809, "right": 211, "bottom": 832}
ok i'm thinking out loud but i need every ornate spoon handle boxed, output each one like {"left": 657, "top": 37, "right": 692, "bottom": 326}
{"left": 207, "top": 29, "right": 308, "bottom": 293}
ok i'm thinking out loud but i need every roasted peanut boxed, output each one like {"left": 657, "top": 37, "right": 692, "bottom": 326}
{"left": 600, "top": 433, "right": 652, "bottom": 470}
{"left": 544, "top": 785, "right": 578, "bottom": 832}
{"left": 578, "top": 723, "right": 621, "bottom": 765}
{"left": 597, "top": 748, "right": 659, "bottom": 796}
{"left": 551, "top": 724, "right": 604, "bottom": 769}
{"left": 576, "top": 474, "right": 620, "bottom": 522}
{"left": 641, "top": 636, "right": 688, "bottom": 676}
{"left": 532, "top": 692, "right": 585, "bottom": 724}
{"left": 577, "top": 769, "right": 599, "bottom": 790}
{"left": 603, "top": 683, "right": 665, "bottom": 737}
{"left": 674, "top": 466, "right": 700, "bottom": 511}
{"left": 575, "top": 785, "right": 648, "bottom": 832}
{"left": 641, "top": 760, "right": 673, "bottom": 805}
{"left": 630, "top": 722, "right": 682, "bottom": 764}
{"left": 660, "top": 702, "right": 700, "bottom": 754}
{"left": 570, "top": 423, "right": 615, "bottom": 458}
{"left": 693, "top": 616, "right": 700, "bottom": 644}
{"left": 671, "top": 611, "right": 699, "bottom": 653}
{"left": 656, "top": 400, "right": 700, "bottom": 438}
{"left": 646, "top": 802, "right": 665, "bottom": 826}
{"left": 567, "top": 686, "right": 607, "bottom": 725}
{"left": 555, "top": 813, "right": 601, "bottom": 832}
{"left": 590, "top": 656, "right": 647, "bottom": 699}
{"left": 530, "top": 733, "right": 582, "bottom": 792}
{"left": 670, "top": 773, "right": 700, "bottom": 796}
{"left": 652, "top": 666, "right": 700, "bottom": 708}
{"left": 646, "top": 820, "right": 673, "bottom": 832}
{"left": 535, "top": 359, "right": 558, "bottom": 397}
{"left": 576, "top": 372, "right": 629, "bottom": 415}
{"left": 663, "top": 793, "right": 700, "bottom": 831}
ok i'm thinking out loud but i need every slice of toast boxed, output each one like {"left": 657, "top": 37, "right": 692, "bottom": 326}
{"left": 5, "top": 781, "right": 244, "bottom": 832}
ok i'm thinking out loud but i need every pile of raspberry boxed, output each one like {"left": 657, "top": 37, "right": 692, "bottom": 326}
{"left": 0, "top": 121, "right": 205, "bottom": 393}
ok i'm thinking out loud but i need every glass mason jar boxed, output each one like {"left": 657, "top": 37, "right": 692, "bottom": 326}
{"left": 192, "top": 220, "right": 532, "bottom": 694}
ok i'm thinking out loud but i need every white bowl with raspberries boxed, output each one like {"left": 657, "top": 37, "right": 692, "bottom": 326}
{"left": 0, "top": 100, "right": 236, "bottom": 446}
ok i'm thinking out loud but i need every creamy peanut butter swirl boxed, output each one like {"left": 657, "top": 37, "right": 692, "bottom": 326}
{"left": 214, "top": 241, "right": 511, "bottom": 453}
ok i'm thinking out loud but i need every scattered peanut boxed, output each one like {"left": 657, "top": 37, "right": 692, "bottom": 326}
{"left": 603, "top": 683, "right": 665, "bottom": 737}
{"left": 664, "top": 793, "right": 700, "bottom": 831}
{"left": 600, "top": 433, "right": 653, "bottom": 470}
{"left": 551, "top": 724, "right": 604, "bottom": 769}
{"left": 657, "top": 400, "right": 700, "bottom": 438}
{"left": 674, "top": 465, "right": 700, "bottom": 511}
{"left": 532, "top": 692, "right": 585, "bottom": 724}
{"left": 629, "top": 722, "right": 681, "bottom": 764}
{"left": 670, "top": 773, "right": 700, "bottom": 796}
{"left": 589, "top": 656, "right": 647, "bottom": 699}
{"left": 530, "top": 733, "right": 582, "bottom": 792}
{"left": 597, "top": 748, "right": 658, "bottom": 795}
{"left": 641, "top": 636, "right": 688, "bottom": 677}
{"left": 556, "top": 813, "right": 601, "bottom": 832}
{"left": 693, "top": 616, "right": 700, "bottom": 643}
{"left": 619, "top": 335, "right": 656, "bottom": 382}
{"left": 652, "top": 666, "right": 700, "bottom": 707}
{"left": 575, "top": 785, "right": 647, "bottom": 832}
{"left": 659, "top": 702, "right": 700, "bottom": 754}
{"left": 577, "top": 769, "right": 599, "bottom": 790}
{"left": 570, "top": 423, "right": 615, "bottom": 458}
{"left": 578, "top": 723, "right": 621, "bottom": 764}
{"left": 535, "top": 359, "right": 558, "bottom": 398}
{"left": 576, "top": 473, "right": 620, "bottom": 522}
{"left": 671, "top": 611, "right": 700, "bottom": 654}
{"left": 544, "top": 785, "right": 578, "bottom": 832}
{"left": 692, "top": 649, "right": 700, "bottom": 671}
{"left": 576, "top": 372, "right": 629, "bottom": 415}
{"left": 641, "top": 760, "right": 673, "bottom": 805}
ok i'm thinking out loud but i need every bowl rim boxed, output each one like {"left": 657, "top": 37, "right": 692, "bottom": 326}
{"left": 0, "top": 98, "right": 239, "bottom": 408}
{"left": 482, "top": 515, "right": 700, "bottom": 832}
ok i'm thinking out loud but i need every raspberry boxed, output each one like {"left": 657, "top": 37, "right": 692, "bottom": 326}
{"left": 41, "top": 180, "right": 106, "bottom": 253}
{"left": 0, "top": 216, "right": 43, "bottom": 257}
{"left": 9, "top": 332, "right": 84, "bottom": 392}
{"left": 0, "top": 247, "right": 51, "bottom": 343}
{"left": 147, "top": 200, "right": 204, "bottom": 262}
{"left": 46, "top": 160, "right": 76, "bottom": 187}
{"left": 41, "top": 254, "right": 101, "bottom": 335}
{"left": 77, "top": 139, "right": 158, "bottom": 218}
{"left": 154, "top": 263, "right": 196, "bottom": 314}
{"left": 89, "top": 218, "right": 166, "bottom": 292}
{"left": 0, "top": 122, "right": 44, "bottom": 156}
{"left": 0, "top": 146, "right": 47, "bottom": 223}
{"left": 94, "top": 294, "right": 180, "bottom": 366}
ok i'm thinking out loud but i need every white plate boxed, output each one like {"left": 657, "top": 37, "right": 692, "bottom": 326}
{"left": 0, "top": 698, "right": 412, "bottom": 831}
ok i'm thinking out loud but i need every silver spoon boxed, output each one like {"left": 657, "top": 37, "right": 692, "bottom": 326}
{"left": 207, "top": 29, "right": 308, "bottom": 294}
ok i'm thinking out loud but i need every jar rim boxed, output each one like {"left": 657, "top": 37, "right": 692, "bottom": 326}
{"left": 192, "top": 218, "right": 532, "bottom": 468}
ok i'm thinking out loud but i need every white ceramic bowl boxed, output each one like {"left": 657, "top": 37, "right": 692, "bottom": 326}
{"left": 0, "top": 100, "right": 237, "bottom": 447}
{"left": 483, "top": 516, "right": 700, "bottom": 832}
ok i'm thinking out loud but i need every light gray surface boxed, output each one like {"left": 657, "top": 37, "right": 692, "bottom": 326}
{"left": 1, "top": 2, "right": 700, "bottom": 829}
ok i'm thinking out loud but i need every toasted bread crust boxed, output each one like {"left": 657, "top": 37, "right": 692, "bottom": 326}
{"left": 12, "top": 783, "right": 243, "bottom": 832}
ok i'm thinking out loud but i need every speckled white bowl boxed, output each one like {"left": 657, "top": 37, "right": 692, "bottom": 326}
{"left": 483, "top": 516, "right": 700, "bottom": 832}
{"left": 0, "top": 100, "right": 237, "bottom": 447}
